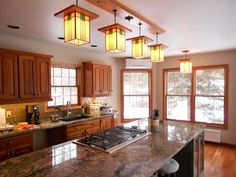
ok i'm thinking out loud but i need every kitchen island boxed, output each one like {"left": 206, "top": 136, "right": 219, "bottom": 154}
{"left": 0, "top": 119, "right": 204, "bottom": 177}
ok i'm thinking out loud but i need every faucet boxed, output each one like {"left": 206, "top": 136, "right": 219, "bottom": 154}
{"left": 66, "top": 101, "right": 72, "bottom": 117}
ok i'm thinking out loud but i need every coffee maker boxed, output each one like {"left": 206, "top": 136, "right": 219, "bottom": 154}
{"left": 26, "top": 105, "right": 40, "bottom": 125}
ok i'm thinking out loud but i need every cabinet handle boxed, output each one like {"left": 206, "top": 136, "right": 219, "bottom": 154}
{"left": 8, "top": 141, "right": 12, "bottom": 145}
{"left": 37, "top": 93, "right": 40, "bottom": 96}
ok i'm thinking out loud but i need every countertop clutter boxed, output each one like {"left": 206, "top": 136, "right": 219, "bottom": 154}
{"left": 0, "top": 114, "right": 113, "bottom": 140}
{"left": 0, "top": 119, "right": 204, "bottom": 177}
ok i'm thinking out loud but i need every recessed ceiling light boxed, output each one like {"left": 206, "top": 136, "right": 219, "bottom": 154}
{"left": 90, "top": 45, "right": 98, "bottom": 48}
{"left": 7, "top": 25, "right": 20, "bottom": 30}
{"left": 57, "top": 37, "right": 64, "bottom": 40}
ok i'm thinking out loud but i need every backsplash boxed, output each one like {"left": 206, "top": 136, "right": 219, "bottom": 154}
{"left": 0, "top": 102, "right": 45, "bottom": 124}
{"left": 82, "top": 96, "right": 112, "bottom": 106}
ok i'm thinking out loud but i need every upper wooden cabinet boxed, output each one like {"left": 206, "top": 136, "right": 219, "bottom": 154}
{"left": 0, "top": 48, "right": 52, "bottom": 104}
{"left": 83, "top": 62, "right": 112, "bottom": 97}
{"left": 0, "top": 51, "right": 18, "bottom": 101}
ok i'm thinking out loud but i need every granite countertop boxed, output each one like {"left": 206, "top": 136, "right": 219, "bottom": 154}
{"left": 0, "top": 114, "right": 113, "bottom": 140}
{"left": 0, "top": 120, "right": 204, "bottom": 177}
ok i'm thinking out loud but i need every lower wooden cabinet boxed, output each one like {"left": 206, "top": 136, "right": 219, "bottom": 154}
{"left": 100, "top": 116, "right": 114, "bottom": 131}
{"left": 0, "top": 133, "right": 33, "bottom": 161}
{"left": 66, "top": 119, "right": 100, "bottom": 141}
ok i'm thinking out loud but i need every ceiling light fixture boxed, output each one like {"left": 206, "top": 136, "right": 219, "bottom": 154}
{"left": 149, "top": 33, "right": 166, "bottom": 62}
{"left": 54, "top": 0, "right": 99, "bottom": 46}
{"left": 98, "top": 9, "right": 131, "bottom": 53}
{"left": 7, "top": 25, "right": 20, "bottom": 30}
{"left": 127, "top": 22, "right": 152, "bottom": 59}
{"left": 179, "top": 50, "right": 192, "bottom": 73}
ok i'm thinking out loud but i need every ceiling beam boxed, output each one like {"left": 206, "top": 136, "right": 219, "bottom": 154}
{"left": 85, "top": 0, "right": 166, "bottom": 34}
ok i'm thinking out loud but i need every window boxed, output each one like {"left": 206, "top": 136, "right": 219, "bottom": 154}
{"left": 48, "top": 66, "right": 79, "bottom": 107}
{"left": 164, "top": 65, "right": 228, "bottom": 128}
{"left": 121, "top": 69, "right": 152, "bottom": 121}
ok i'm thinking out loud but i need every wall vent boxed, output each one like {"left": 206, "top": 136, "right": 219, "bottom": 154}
{"left": 125, "top": 58, "right": 152, "bottom": 69}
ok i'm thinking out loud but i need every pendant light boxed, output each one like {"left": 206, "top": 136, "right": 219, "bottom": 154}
{"left": 179, "top": 50, "right": 192, "bottom": 73}
{"left": 149, "top": 33, "right": 166, "bottom": 62}
{"left": 127, "top": 22, "right": 152, "bottom": 59}
{"left": 98, "top": 9, "right": 131, "bottom": 53}
{"left": 54, "top": 0, "right": 99, "bottom": 46}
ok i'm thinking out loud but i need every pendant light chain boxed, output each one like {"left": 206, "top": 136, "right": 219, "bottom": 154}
{"left": 138, "top": 22, "right": 142, "bottom": 36}
{"left": 113, "top": 9, "right": 117, "bottom": 23}
{"left": 76, "top": 0, "right": 78, "bottom": 6}
{"left": 156, "top": 33, "right": 159, "bottom": 43}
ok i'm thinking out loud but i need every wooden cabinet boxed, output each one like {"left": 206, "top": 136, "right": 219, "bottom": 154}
{"left": 0, "top": 48, "right": 52, "bottom": 104}
{"left": 0, "top": 133, "right": 33, "bottom": 161}
{"left": 66, "top": 119, "right": 100, "bottom": 140}
{"left": 0, "top": 51, "right": 18, "bottom": 101}
{"left": 19, "top": 55, "right": 51, "bottom": 100}
{"left": 83, "top": 62, "right": 112, "bottom": 97}
{"left": 100, "top": 116, "right": 114, "bottom": 131}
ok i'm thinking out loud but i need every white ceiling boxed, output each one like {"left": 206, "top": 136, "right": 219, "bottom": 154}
{"left": 0, "top": 0, "right": 236, "bottom": 58}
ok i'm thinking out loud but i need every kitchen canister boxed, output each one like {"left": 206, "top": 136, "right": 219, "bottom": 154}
{"left": 0, "top": 107, "right": 6, "bottom": 127}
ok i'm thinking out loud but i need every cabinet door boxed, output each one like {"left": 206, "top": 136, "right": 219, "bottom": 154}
{"left": 36, "top": 57, "right": 51, "bottom": 99}
{"left": 101, "top": 116, "right": 114, "bottom": 131}
{"left": 19, "top": 55, "right": 37, "bottom": 99}
{"left": 0, "top": 52, "right": 18, "bottom": 102}
{"left": 93, "top": 64, "right": 102, "bottom": 95}
{"left": 101, "top": 66, "right": 110, "bottom": 95}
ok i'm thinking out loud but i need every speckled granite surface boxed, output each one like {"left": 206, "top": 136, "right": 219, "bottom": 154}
{"left": 0, "top": 115, "right": 112, "bottom": 140}
{"left": 0, "top": 120, "right": 204, "bottom": 177}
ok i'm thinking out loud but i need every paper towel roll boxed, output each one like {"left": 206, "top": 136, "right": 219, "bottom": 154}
{"left": 0, "top": 107, "right": 6, "bottom": 127}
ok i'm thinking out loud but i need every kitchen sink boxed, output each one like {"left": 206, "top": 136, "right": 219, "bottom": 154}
{"left": 59, "top": 115, "right": 93, "bottom": 122}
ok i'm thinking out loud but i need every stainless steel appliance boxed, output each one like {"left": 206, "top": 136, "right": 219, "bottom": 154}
{"left": 100, "top": 106, "right": 112, "bottom": 115}
{"left": 73, "top": 126, "right": 150, "bottom": 153}
{"left": 26, "top": 105, "right": 40, "bottom": 125}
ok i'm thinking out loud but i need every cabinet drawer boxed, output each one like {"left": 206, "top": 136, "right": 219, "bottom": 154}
{"left": 0, "top": 133, "right": 33, "bottom": 151}
{"left": 66, "top": 119, "right": 100, "bottom": 134}
{"left": 67, "top": 131, "right": 84, "bottom": 141}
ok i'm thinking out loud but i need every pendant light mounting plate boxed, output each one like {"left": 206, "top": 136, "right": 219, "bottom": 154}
{"left": 54, "top": 4, "right": 99, "bottom": 20}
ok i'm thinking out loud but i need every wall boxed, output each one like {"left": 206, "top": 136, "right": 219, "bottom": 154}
{"left": 153, "top": 49, "right": 236, "bottom": 145}
{"left": 0, "top": 34, "right": 122, "bottom": 123}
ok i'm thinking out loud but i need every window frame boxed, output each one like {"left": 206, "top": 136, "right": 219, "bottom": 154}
{"left": 44, "top": 62, "right": 82, "bottom": 112}
{"left": 121, "top": 69, "right": 153, "bottom": 123}
{"left": 163, "top": 65, "right": 228, "bottom": 129}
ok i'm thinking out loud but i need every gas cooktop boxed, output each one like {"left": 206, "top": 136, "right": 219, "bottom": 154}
{"left": 73, "top": 126, "right": 150, "bottom": 153}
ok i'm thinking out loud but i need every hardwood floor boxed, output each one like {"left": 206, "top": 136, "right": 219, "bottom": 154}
{"left": 204, "top": 142, "right": 236, "bottom": 177}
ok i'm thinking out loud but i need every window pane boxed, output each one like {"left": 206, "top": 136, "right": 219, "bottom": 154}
{"left": 195, "top": 96, "right": 224, "bottom": 124}
{"left": 69, "top": 69, "right": 76, "bottom": 77}
{"left": 69, "top": 77, "right": 76, "bottom": 86}
{"left": 124, "top": 72, "right": 148, "bottom": 95}
{"left": 71, "top": 87, "right": 77, "bottom": 95}
{"left": 167, "top": 96, "right": 191, "bottom": 121}
{"left": 196, "top": 69, "right": 224, "bottom": 96}
{"left": 62, "top": 68, "right": 69, "bottom": 77}
{"left": 54, "top": 68, "right": 61, "bottom": 77}
{"left": 167, "top": 71, "right": 191, "bottom": 95}
{"left": 62, "top": 77, "right": 69, "bottom": 85}
{"left": 124, "top": 96, "right": 149, "bottom": 119}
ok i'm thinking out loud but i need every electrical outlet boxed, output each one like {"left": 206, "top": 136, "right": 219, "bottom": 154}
{"left": 6, "top": 111, "right": 11, "bottom": 118}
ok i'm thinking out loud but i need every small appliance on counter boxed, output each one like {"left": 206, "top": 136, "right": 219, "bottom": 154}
{"left": 100, "top": 105, "right": 113, "bottom": 115}
{"left": 26, "top": 104, "right": 41, "bottom": 125}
